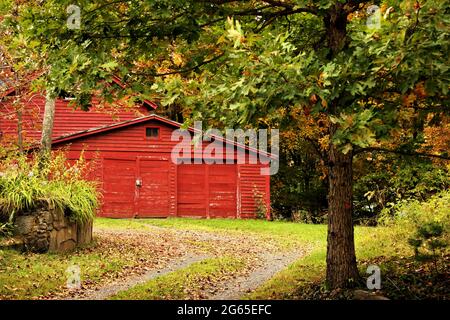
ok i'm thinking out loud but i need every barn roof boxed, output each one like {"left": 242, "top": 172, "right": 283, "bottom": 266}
{"left": 0, "top": 73, "right": 158, "bottom": 109}
{"left": 1, "top": 75, "right": 275, "bottom": 159}
{"left": 50, "top": 114, "right": 276, "bottom": 159}
{"left": 0, "top": 76, "right": 158, "bottom": 142}
{"left": 0, "top": 95, "right": 153, "bottom": 141}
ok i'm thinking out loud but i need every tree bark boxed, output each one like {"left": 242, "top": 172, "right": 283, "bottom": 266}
{"left": 17, "top": 108, "right": 23, "bottom": 153}
{"left": 14, "top": 73, "right": 24, "bottom": 153}
{"left": 39, "top": 91, "right": 56, "bottom": 167}
{"left": 322, "top": 2, "right": 359, "bottom": 290}
{"left": 326, "top": 143, "right": 359, "bottom": 289}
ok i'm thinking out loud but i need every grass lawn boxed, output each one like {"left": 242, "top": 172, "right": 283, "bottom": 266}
{"left": 0, "top": 223, "right": 190, "bottom": 299}
{"left": 98, "top": 217, "right": 432, "bottom": 299}
{"left": 246, "top": 224, "right": 413, "bottom": 299}
{"left": 100, "top": 218, "right": 448, "bottom": 299}
{"left": 2, "top": 217, "right": 446, "bottom": 299}
{"left": 95, "top": 217, "right": 328, "bottom": 249}
{"left": 110, "top": 257, "right": 245, "bottom": 300}
{"left": 0, "top": 240, "right": 131, "bottom": 299}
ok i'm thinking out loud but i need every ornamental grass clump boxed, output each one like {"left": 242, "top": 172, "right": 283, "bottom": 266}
{"left": 0, "top": 152, "right": 99, "bottom": 226}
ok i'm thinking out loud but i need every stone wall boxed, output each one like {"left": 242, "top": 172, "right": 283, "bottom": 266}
{"left": 14, "top": 204, "right": 92, "bottom": 253}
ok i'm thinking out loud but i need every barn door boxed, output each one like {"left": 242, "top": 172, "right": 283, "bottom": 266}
{"left": 102, "top": 159, "right": 137, "bottom": 218}
{"left": 208, "top": 164, "right": 237, "bottom": 218}
{"left": 136, "top": 158, "right": 170, "bottom": 217}
{"left": 177, "top": 163, "right": 237, "bottom": 218}
{"left": 177, "top": 164, "right": 207, "bottom": 217}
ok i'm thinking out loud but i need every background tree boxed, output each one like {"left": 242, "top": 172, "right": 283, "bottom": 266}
{"left": 0, "top": 0, "right": 129, "bottom": 162}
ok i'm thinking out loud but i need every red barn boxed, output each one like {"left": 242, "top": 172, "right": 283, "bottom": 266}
{"left": 0, "top": 94, "right": 271, "bottom": 219}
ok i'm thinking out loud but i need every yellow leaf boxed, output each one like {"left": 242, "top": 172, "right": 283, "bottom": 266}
{"left": 342, "top": 143, "right": 353, "bottom": 154}
{"left": 216, "top": 35, "right": 226, "bottom": 44}
{"left": 172, "top": 52, "right": 183, "bottom": 67}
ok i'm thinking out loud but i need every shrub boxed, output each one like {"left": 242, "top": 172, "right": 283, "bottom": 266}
{"left": 253, "top": 186, "right": 268, "bottom": 219}
{"left": 353, "top": 157, "right": 450, "bottom": 224}
{"left": 0, "top": 151, "right": 99, "bottom": 225}
{"left": 378, "top": 190, "right": 450, "bottom": 231}
{"left": 0, "top": 221, "right": 14, "bottom": 237}
{"left": 379, "top": 190, "right": 449, "bottom": 267}
{"left": 408, "top": 222, "right": 447, "bottom": 272}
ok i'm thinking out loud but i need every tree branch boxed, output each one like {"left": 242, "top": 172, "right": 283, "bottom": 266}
{"left": 356, "top": 147, "right": 450, "bottom": 160}
{"left": 305, "top": 137, "right": 327, "bottom": 162}
{"left": 130, "top": 53, "right": 225, "bottom": 77}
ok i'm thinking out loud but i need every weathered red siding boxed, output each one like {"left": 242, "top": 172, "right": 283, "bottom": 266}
{"left": 177, "top": 164, "right": 208, "bottom": 217}
{"left": 51, "top": 117, "right": 270, "bottom": 219}
{"left": 238, "top": 164, "right": 270, "bottom": 218}
{"left": 136, "top": 158, "right": 171, "bottom": 217}
{"left": 0, "top": 93, "right": 271, "bottom": 219}
{"left": 176, "top": 163, "right": 238, "bottom": 218}
{"left": 102, "top": 158, "right": 136, "bottom": 218}
{"left": 0, "top": 95, "right": 149, "bottom": 142}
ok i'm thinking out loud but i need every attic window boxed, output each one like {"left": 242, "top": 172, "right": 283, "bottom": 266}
{"left": 146, "top": 127, "right": 159, "bottom": 139}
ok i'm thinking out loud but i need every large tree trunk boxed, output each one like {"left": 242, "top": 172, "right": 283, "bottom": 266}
{"left": 322, "top": 3, "right": 359, "bottom": 290}
{"left": 39, "top": 91, "right": 56, "bottom": 166}
{"left": 326, "top": 143, "right": 359, "bottom": 289}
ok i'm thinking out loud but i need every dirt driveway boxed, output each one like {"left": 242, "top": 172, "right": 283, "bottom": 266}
{"left": 44, "top": 222, "right": 309, "bottom": 300}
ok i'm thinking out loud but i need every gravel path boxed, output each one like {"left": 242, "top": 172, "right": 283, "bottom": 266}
{"left": 206, "top": 249, "right": 307, "bottom": 300}
{"left": 70, "top": 254, "right": 210, "bottom": 300}
{"left": 55, "top": 224, "right": 309, "bottom": 300}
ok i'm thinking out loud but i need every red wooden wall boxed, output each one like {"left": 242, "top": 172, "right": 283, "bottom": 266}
{"left": 52, "top": 118, "right": 271, "bottom": 219}
{"left": 0, "top": 95, "right": 149, "bottom": 143}
{"left": 0, "top": 92, "right": 271, "bottom": 219}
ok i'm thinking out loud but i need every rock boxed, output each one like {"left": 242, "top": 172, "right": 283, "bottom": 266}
{"left": 56, "top": 228, "right": 68, "bottom": 246}
{"left": 48, "top": 229, "right": 58, "bottom": 252}
{"left": 13, "top": 204, "right": 92, "bottom": 253}
{"left": 42, "top": 211, "right": 53, "bottom": 224}
{"left": 77, "top": 220, "right": 93, "bottom": 245}
{"left": 59, "top": 239, "right": 76, "bottom": 252}
{"left": 0, "top": 236, "right": 24, "bottom": 251}
{"left": 36, "top": 238, "right": 49, "bottom": 252}
{"left": 15, "top": 215, "right": 35, "bottom": 235}
{"left": 353, "top": 289, "right": 389, "bottom": 300}
{"left": 52, "top": 208, "right": 66, "bottom": 231}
